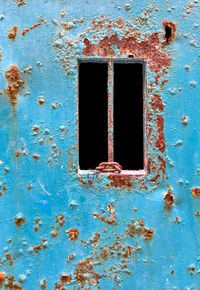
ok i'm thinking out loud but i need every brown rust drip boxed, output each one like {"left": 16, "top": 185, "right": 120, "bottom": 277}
{"left": 4, "top": 65, "right": 21, "bottom": 109}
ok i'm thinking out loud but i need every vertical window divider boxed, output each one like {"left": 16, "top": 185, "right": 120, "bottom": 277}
{"left": 108, "top": 59, "right": 114, "bottom": 162}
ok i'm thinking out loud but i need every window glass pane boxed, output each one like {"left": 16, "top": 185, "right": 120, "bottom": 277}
{"left": 79, "top": 62, "right": 108, "bottom": 170}
{"left": 114, "top": 62, "right": 144, "bottom": 170}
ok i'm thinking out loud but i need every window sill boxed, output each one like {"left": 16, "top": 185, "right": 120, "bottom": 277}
{"left": 78, "top": 169, "right": 147, "bottom": 177}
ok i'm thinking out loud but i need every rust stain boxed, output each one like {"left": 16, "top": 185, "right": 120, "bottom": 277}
{"left": 126, "top": 219, "right": 154, "bottom": 241}
{"left": 93, "top": 213, "right": 118, "bottom": 226}
{"left": 32, "top": 154, "right": 40, "bottom": 162}
{"left": 22, "top": 17, "right": 46, "bottom": 36}
{"left": 0, "top": 272, "right": 5, "bottom": 284}
{"left": 60, "top": 274, "right": 72, "bottom": 284}
{"left": 3, "top": 275, "right": 22, "bottom": 289}
{"left": 56, "top": 214, "right": 65, "bottom": 227}
{"left": 14, "top": 216, "right": 26, "bottom": 227}
{"left": 5, "top": 253, "right": 14, "bottom": 267}
{"left": 162, "top": 21, "right": 177, "bottom": 44}
{"left": 163, "top": 185, "right": 174, "bottom": 208}
{"left": 151, "top": 94, "right": 164, "bottom": 112}
{"left": 7, "top": 26, "right": 18, "bottom": 41}
{"left": 83, "top": 32, "right": 171, "bottom": 73}
{"left": 66, "top": 229, "right": 79, "bottom": 241}
{"left": 74, "top": 258, "right": 102, "bottom": 288}
{"left": 32, "top": 239, "right": 48, "bottom": 253}
{"left": 194, "top": 211, "right": 200, "bottom": 216}
{"left": 191, "top": 188, "right": 200, "bottom": 197}
{"left": 107, "top": 175, "right": 133, "bottom": 189}
{"left": 15, "top": 0, "right": 26, "bottom": 6}
{"left": 4, "top": 65, "right": 21, "bottom": 109}
{"left": 156, "top": 115, "right": 165, "bottom": 153}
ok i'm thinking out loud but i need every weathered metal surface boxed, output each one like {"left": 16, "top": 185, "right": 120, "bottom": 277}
{"left": 0, "top": 0, "right": 200, "bottom": 289}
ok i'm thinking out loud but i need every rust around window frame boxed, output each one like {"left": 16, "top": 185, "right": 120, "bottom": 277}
{"left": 77, "top": 58, "right": 147, "bottom": 177}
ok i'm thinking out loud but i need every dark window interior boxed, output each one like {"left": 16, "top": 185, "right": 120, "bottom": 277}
{"left": 79, "top": 62, "right": 108, "bottom": 170}
{"left": 165, "top": 25, "right": 171, "bottom": 43}
{"left": 114, "top": 62, "right": 144, "bottom": 170}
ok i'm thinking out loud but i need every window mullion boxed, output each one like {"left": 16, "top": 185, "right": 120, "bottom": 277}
{"left": 108, "top": 59, "right": 114, "bottom": 162}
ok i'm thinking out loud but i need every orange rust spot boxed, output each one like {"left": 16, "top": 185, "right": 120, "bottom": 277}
{"left": 194, "top": 211, "right": 200, "bottom": 216}
{"left": 32, "top": 154, "right": 40, "bottom": 162}
{"left": 38, "top": 98, "right": 45, "bottom": 106}
{"left": 126, "top": 245, "right": 134, "bottom": 256}
{"left": 22, "top": 17, "right": 45, "bottom": 36}
{"left": 93, "top": 213, "right": 118, "bottom": 226}
{"left": 171, "top": 270, "right": 174, "bottom": 275}
{"left": 14, "top": 217, "right": 26, "bottom": 227}
{"left": 4, "top": 65, "right": 21, "bottom": 107}
{"left": 126, "top": 219, "right": 154, "bottom": 241}
{"left": 60, "top": 274, "right": 72, "bottom": 284}
{"left": 15, "top": 151, "right": 21, "bottom": 159}
{"left": 107, "top": 205, "right": 115, "bottom": 213}
{"left": 16, "top": 0, "right": 26, "bottom": 6}
{"left": 6, "top": 253, "right": 14, "bottom": 266}
{"left": 27, "top": 184, "right": 32, "bottom": 190}
{"left": 163, "top": 185, "right": 174, "bottom": 208}
{"left": 162, "top": 21, "right": 177, "bottom": 45}
{"left": 0, "top": 272, "right": 5, "bottom": 283}
{"left": 191, "top": 188, "right": 200, "bottom": 197}
{"left": 7, "top": 26, "right": 18, "bottom": 40}
{"left": 66, "top": 229, "right": 79, "bottom": 241}
{"left": 56, "top": 214, "right": 65, "bottom": 227}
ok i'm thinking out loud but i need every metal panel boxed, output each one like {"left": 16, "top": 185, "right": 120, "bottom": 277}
{"left": 0, "top": 0, "right": 199, "bottom": 289}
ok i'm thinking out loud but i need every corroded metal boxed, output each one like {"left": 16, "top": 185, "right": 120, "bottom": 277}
{"left": 0, "top": 0, "right": 200, "bottom": 289}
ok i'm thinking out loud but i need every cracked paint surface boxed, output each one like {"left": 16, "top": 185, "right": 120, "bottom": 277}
{"left": 0, "top": 0, "right": 200, "bottom": 289}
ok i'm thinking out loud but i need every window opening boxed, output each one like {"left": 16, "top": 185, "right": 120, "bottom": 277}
{"left": 165, "top": 25, "right": 171, "bottom": 43}
{"left": 78, "top": 60, "right": 144, "bottom": 172}
{"left": 114, "top": 62, "right": 144, "bottom": 170}
{"left": 79, "top": 62, "right": 108, "bottom": 170}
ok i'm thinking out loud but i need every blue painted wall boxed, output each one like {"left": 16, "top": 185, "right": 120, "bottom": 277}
{"left": 0, "top": 0, "right": 200, "bottom": 289}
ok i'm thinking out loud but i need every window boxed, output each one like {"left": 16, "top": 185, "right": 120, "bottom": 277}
{"left": 78, "top": 59, "right": 145, "bottom": 174}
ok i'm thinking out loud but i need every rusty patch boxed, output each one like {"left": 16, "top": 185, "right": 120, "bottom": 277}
{"left": 0, "top": 272, "right": 5, "bottom": 284}
{"left": 83, "top": 32, "right": 171, "bottom": 73}
{"left": 93, "top": 213, "right": 118, "bottom": 226}
{"left": 14, "top": 216, "right": 26, "bottom": 227}
{"left": 156, "top": 115, "right": 165, "bottom": 153}
{"left": 32, "top": 154, "right": 40, "bottom": 162}
{"left": 3, "top": 275, "right": 22, "bottom": 289}
{"left": 32, "top": 239, "right": 48, "bottom": 253}
{"left": 107, "top": 175, "right": 133, "bottom": 189}
{"left": 22, "top": 17, "right": 45, "bottom": 36}
{"left": 151, "top": 94, "right": 164, "bottom": 112}
{"left": 163, "top": 185, "right": 174, "bottom": 208}
{"left": 56, "top": 214, "right": 65, "bottom": 227}
{"left": 66, "top": 229, "right": 79, "bottom": 241}
{"left": 126, "top": 220, "right": 154, "bottom": 241}
{"left": 7, "top": 26, "right": 18, "bottom": 41}
{"left": 60, "top": 274, "right": 72, "bottom": 284}
{"left": 4, "top": 65, "right": 21, "bottom": 108}
{"left": 5, "top": 253, "right": 14, "bottom": 267}
{"left": 191, "top": 188, "right": 200, "bottom": 197}
{"left": 74, "top": 258, "right": 102, "bottom": 288}
{"left": 15, "top": 0, "right": 26, "bottom": 6}
{"left": 162, "top": 21, "right": 177, "bottom": 44}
